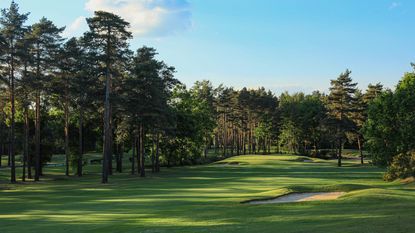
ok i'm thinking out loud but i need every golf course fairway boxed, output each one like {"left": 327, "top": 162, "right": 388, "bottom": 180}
{"left": 1, "top": 155, "right": 414, "bottom": 233}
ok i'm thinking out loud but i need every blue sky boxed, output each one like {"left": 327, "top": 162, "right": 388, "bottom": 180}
{"left": 1, "top": 0, "right": 414, "bottom": 94}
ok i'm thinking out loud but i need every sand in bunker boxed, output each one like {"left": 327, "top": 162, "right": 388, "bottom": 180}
{"left": 248, "top": 192, "right": 345, "bottom": 204}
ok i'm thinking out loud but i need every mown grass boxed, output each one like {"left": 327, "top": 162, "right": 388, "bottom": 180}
{"left": 0, "top": 154, "right": 414, "bottom": 233}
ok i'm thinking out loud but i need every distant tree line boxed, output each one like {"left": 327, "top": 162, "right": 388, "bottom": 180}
{"left": 1, "top": 1, "right": 414, "bottom": 183}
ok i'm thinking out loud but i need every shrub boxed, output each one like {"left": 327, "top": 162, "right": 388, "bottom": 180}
{"left": 384, "top": 152, "right": 415, "bottom": 181}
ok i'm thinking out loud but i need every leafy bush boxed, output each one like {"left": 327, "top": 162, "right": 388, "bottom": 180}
{"left": 384, "top": 152, "right": 415, "bottom": 181}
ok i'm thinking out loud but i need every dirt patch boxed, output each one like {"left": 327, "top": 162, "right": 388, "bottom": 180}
{"left": 401, "top": 177, "right": 415, "bottom": 184}
{"left": 246, "top": 192, "right": 345, "bottom": 204}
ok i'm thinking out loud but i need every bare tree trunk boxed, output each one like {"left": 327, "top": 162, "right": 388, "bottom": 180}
{"left": 131, "top": 137, "right": 135, "bottom": 175}
{"left": 64, "top": 86, "right": 70, "bottom": 176}
{"left": 214, "top": 134, "right": 218, "bottom": 155}
{"left": 7, "top": 144, "right": 10, "bottom": 167}
{"left": 117, "top": 142, "right": 123, "bottom": 173}
{"left": 78, "top": 109, "right": 83, "bottom": 177}
{"left": 108, "top": 105, "right": 113, "bottom": 176}
{"left": 338, "top": 138, "right": 342, "bottom": 167}
{"left": 136, "top": 133, "right": 140, "bottom": 176}
{"left": 243, "top": 131, "right": 246, "bottom": 155}
{"left": 27, "top": 132, "right": 32, "bottom": 179}
{"left": 35, "top": 43, "right": 41, "bottom": 182}
{"left": 140, "top": 123, "right": 145, "bottom": 177}
{"left": 22, "top": 106, "right": 29, "bottom": 182}
{"left": 102, "top": 28, "right": 112, "bottom": 184}
{"left": 236, "top": 131, "right": 240, "bottom": 156}
{"left": 35, "top": 91, "right": 41, "bottom": 181}
{"left": 357, "top": 136, "right": 364, "bottom": 164}
{"left": 223, "top": 113, "right": 227, "bottom": 157}
{"left": 10, "top": 50, "right": 16, "bottom": 183}
{"left": 249, "top": 124, "right": 252, "bottom": 154}
{"left": 155, "top": 133, "right": 160, "bottom": 173}
{"left": 151, "top": 133, "right": 155, "bottom": 173}
{"left": 230, "top": 124, "right": 234, "bottom": 156}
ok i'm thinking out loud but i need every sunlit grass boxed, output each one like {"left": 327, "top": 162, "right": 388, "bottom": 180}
{"left": 1, "top": 154, "right": 414, "bottom": 233}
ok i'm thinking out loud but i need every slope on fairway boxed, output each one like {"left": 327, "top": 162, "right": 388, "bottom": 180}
{"left": 0, "top": 155, "right": 414, "bottom": 233}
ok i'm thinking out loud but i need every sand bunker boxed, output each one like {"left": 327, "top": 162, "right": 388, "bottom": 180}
{"left": 247, "top": 192, "right": 345, "bottom": 204}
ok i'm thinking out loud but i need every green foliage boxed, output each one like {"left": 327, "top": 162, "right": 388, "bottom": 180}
{"left": 278, "top": 91, "right": 327, "bottom": 155}
{"left": 364, "top": 90, "right": 398, "bottom": 166}
{"left": 384, "top": 151, "right": 415, "bottom": 181}
{"left": 364, "top": 72, "right": 415, "bottom": 166}
{"left": 327, "top": 70, "right": 358, "bottom": 137}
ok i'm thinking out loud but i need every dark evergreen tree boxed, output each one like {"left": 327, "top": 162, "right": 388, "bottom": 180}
{"left": 0, "top": 0, "right": 29, "bottom": 183}
{"left": 86, "top": 11, "right": 132, "bottom": 183}
{"left": 327, "top": 70, "right": 358, "bottom": 167}
{"left": 28, "top": 17, "right": 64, "bottom": 181}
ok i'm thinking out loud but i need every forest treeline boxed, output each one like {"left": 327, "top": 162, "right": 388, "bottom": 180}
{"left": 1, "top": 2, "right": 414, "bottom": 183}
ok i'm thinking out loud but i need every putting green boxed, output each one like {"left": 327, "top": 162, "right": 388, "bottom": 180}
{"left": 1, "top": 155, "right": 414, "bottom": 233}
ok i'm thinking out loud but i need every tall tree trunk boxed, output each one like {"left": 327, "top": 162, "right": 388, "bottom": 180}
{"left": 9, "top": 43, "right": 16, "bottom": 182}
{"left": 35, "top": 43, "right": 41, "bottom": 182}
{"left": 22, "top": 106, "right": 29, "bottom": 182}
{"left": 242, "top": 133, "right": 245, "bottom": 155}
{"left": 102, "top": 69, "right": 111, "bottom": 183}
{"left": 223, "top": 113, "right": 227, "bottom": 157}
{"left": 118, "top": 142, "right": 123, "bottom": 173}
{"left": 35, "top": 91, "right": 41, "bottom": 181}
{"left": 357, "top": 136, "right": 364, "bottom": 164}
{"left": 23, "top": 65, "right": 31, "bottom": 179}
{"left": 108, "top": 104, "right": 113, "bottom": 176}
{"left": 338, "top": 138, "right": 342, "bottom": 167}
{"left": 155, "top": 133, "right": 160, "bottom": 173}
{"left": 136, "top": 131, "right": 140, "bottom": 175}
{"left": 151, "top": 134, "right": 155, "bottom": 173}
{"left": 140, "top": 123, "right": 145, "bottom": 177}
{"left": 78, "top": 109, "right": 83, "bottom": 177}
{"left": 27, "top": 129, "right": 32, "bottom": 179}
{"left": 131, "top": 137, "right": 135, "bottom": 175}
{"left": 102, "top": 27, "right": 112, "bottom": 184}
{"left": 236, "top": 131, "right": 239, "bottom": 156}
{"left": 248, "top": 124, "right": 252, "bottom": 154}
{"left": 115, "top": 143, "right": 122, "bottom": 173}
{"left": 64, "top": 85, "right": 70, "bottom": 176}
{"left": 230, "top": 124, "right": 234, "bottom": 156}
{"left": 7, "top": 144, "right": 10, "bottom": 167}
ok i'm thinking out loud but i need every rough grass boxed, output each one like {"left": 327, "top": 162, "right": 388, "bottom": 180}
{"left": 0, "top": 154, "right": 414, "bottom": 233}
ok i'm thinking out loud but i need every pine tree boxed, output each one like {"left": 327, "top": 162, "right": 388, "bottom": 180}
{"left": 327, "top": 70, "right": 358, "bottom": 167}
{"left": 86, "top": 11, "right": 132, "bottom": 183}
{"left": 51, "top": 37, "right": 81, "bottom": 176}
{"left": 0, "top": 0, "right": 29, "bottom": 183}
{"left": 16, "top": 26, "right": 35, "bottom": 180}
{"left": 28, "top": 17, "right": 64, "bottom": 181}
{"left": 350, "top": 89, "right": 366, "bottom": 164}
{"left": 0, "top": 33, "right": 6, "bottom": 168}
{"left": 364, "top": 83, "right": 383, "bottom": 104}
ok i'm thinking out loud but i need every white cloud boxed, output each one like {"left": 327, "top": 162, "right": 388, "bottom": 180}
{"left": 84, "top": 0, "right": 192, "bottom": 37}
{"left": 389, "top": 2, "right": 402, "bottom": 9}
{"left": 63, "top": 16, "right": 88, "bottom": 38}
